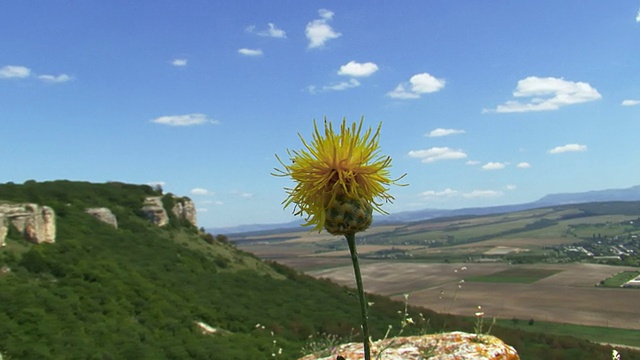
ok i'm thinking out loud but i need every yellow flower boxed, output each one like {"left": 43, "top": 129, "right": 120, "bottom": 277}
{"left": 274, "top": 117, "right": 405, "bottom": 233}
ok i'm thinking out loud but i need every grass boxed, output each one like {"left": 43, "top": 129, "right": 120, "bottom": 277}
{"left": 601, "top": 271, "right": 640, "bottom": 287}
{"left": 465, "top": 268, "right": 560, "bottom": 284}
{"left": 496, "top": 318, "right": 640, "bottom": 348}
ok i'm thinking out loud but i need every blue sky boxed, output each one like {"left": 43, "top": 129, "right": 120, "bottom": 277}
{"left": 1, "top": 2, "right": 640, "bottom": 229}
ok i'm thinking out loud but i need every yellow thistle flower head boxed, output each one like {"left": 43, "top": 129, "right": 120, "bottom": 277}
{"left": 273, "top": 117, "right": 406, "bottom": 234}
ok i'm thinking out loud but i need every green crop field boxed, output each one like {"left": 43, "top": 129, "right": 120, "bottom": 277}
{"left": 495, "top": 319, "right": 640, "bottom": 348}
{"left": 601, "top": 271, "right": 640, "bottom": 287}
{"left": 464, "top": 268, "right": 560, "bottom": 284}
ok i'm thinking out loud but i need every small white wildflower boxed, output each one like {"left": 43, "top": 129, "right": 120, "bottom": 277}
{"left": 454, "top": 269, "right": 458, "bottom": 273}
{"left": 461, "top": 266, "right": 467, "bottom": 271}
{"left": 406, "top": 317, "right": 414, "bottom": 324}
{"left": 278, "top": 348, "right": 283, "bottom": 355}
{"left": 612, "top": 349, "right": 621, "bottom": 360}
{"left": 403, "top": 293, "right": 409, "bottom": 300}
{"left": 255, "top": 323, "right": 261, "bottom": 328}
{"left": 368, "top": 301, "right": 375, "bottom": 307}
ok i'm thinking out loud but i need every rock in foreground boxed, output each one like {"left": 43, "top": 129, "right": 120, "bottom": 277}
{"left": 299, "top": 332, "right": 519, "bottom": 360}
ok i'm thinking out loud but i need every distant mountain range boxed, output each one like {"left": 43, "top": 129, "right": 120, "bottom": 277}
{"left": 208, "top": 185, "right": 640, "bottom": 235}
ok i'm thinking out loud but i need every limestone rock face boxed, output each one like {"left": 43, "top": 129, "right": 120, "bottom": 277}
{"left": 85, "top": 207, "right": 118, "bottom": 229}
{"left": 299, "top": 332, "right": 519, "bottom": 360}
{"left": 141, "top": 196, "right": 197, "bottom": 227}
{"left": 0, "top": 203, "right": 56, "bottom": 244}
{"left": 141, "top": 196, "right": 169, "bottom": 227}
{"left": 172, "top": 198, "right": 197, "bottom": 227}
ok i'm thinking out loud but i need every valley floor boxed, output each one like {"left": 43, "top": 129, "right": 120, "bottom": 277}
{"left": 308, "top": 262, "right": 640, "bottom": 330}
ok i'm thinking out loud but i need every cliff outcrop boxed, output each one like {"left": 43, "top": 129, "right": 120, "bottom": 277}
{"left": 85, "top": 207, "right": 118, "bottom": 229}
{"left": 141, "top": 196, "right": 197, "bottom": 228}
{"left": 0, "top": 203, "right": 56, "bottom": 245}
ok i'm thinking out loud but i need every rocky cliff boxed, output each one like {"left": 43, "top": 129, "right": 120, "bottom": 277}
{"left": 141, "top": 196, "right": 197, "bottom": 228}
{"left": 0, "top": 203, "right": 56, "bottom": 245}
{"left": 85, "top": 207, "right": 118, "bottom": 229}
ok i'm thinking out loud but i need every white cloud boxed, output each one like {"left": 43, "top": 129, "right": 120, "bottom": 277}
{"left": 421, "top": 188, "right": 458, "bottom": 198}
{"left": 318, "top": 9, "right": 334, "bottom": 20}
{"left": 172, "top": 59, "right": 187, "bottom": 67}
{"left": 465, "top": 160, "right": 481, "bottom": 165}
{"left": 306, "top": 9, "right": 341, "bottom": 48}
{"left": 462, "top": 190, "right": 504, "bottom": 198}
{"left": 238, "top": 48, "right": 263, "bottom": 56}
{"left": 338, "top": 61, "right": 378, "bottom": 77}
{"left": 190, "top": 188, "right": 211, "bottom": 195}
{"left": 38, "top": 74, "right": 72, "bottom": 83}
{"left": 324, "top": 79, "right": 360, "bottom": 91}
{"left": 481, "top": 162, "right": 507, "bottom": 170}
{"left": 231, "top": 190, "right": 254, "bottom": 199}
{"left": 151, "top": 113, "right": 219, "bottom": 126}
{"left": 0, "top": 65, "right": 31, "bottom": 79}
{"left": 516, "top": 162, "right": 532, "bottom": 168}
{"left": 622, "top": 99, "right": 640, "bottom": 106}
{"left": 506, "top": 185, "right": 517, "bottom": 191}
{"left": 408, "top": 147, "right": 467, "bottom": 163}
{"left": 427, "top": 128, "right": 465, "bottom": 137}
{"left": 548, "top": 143, "right": 588, "bottom": 154}
{"left": 387, "top": 72, "right": 445, "bottom": 99}
{"left": 485, "top": 76, "right": 602, "bottom": 113}
{"left": 636, "top": 7, "right": 640, "bottom": 22}
{"left": 387, "top": 84, "right": 420, "bottom": 99}
{"left": 410, "top": 73, "right": 446, "bottom": 93}
{"left": 246, "top": 23, "right": 287, "bottom": 38}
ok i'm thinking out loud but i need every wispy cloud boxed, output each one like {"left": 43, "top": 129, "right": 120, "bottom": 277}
{"left": 516, "top": 162, "right": 532, "bottom": 168}
{"left": 462, "top": 190, "right": 504, "bottom": 198}
{"left": 338, "top": 61, "right": 378, "bottom": 77}
{"left": 408, "top": 147, "right": 467, "bottom": 163}
{"left": 0, "top": 65, "right": 31, "bottom": 78}
{"left": 308, "top": 79, "right": 361, "bottom": 93}
{"left": 38, "top": 74, "right": 72, "bottom": 83}
{"left": 426, "top": 128, "right": 465, "bottom": 137}
{"left": 506, "top": 184, "right": 517, "bottom": 191}
{"left": 238, "top": 48, "right": 263, "bottom": 56}
{"left": 1, "top": 64, "right": 72, "bottom": 83}
{"left": 548, "top": 143, "right": 588, "bottom": 154}
{"left": 387, "top": 72, "right": 445, "bottom": 99}
{"left": 246, "top": 23, "right": 287, "bottom": 38}
{"left": 421, "top": 188, "right": 503, "bottom": 200}
{"left": 636, "top": 7, "right": 640, "bottom": 22}
{"left": 306, "top": 9, "right": 341, "bottom": 48}
{"left": 622, "top": 99, "right": 640, "bottom": 106}
{"left": 481, "top": 162, "right": 507, "bottom": 170}
{"left": 484, "top": 76, "right": 601, "bottom": 113}
{"left": 151, "top": 113, "right": 219, "bottom": 126}
{"left": 420, "top": 188, "right": 458, "bottom": 199}
{"left": 190, "top": 188, "right": 212, "bottom": 196}
{"left": 231, "top": 190, "right": 254, "bottom": 199}
{"left": 172, "top": 58, "right": 188, "bottom": 67}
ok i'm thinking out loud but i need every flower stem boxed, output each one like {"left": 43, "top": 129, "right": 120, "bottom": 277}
{"left": 345, "top": 233, "right": 371, "bottom": 360}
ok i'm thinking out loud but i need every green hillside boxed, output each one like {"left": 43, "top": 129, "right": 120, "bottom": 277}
{"left": 0, "top": 181, "right": 637, "bottom": 359}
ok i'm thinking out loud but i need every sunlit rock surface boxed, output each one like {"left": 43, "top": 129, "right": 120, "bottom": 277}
{"left": 85, "top": 207, "right": 118, "bottom": 229}
{"left": 299, "top": 332, "right": 519, "bottom": 360}
{"left": 0, "top": 203, "right": 56, "bottom": 244}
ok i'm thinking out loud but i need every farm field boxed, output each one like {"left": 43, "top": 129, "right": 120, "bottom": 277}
{"left": 233, "top": 202, "right": 640, "bottom": 341}
{"left": 308, "top": 262, "right": 640, "bottom": 331}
